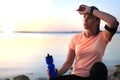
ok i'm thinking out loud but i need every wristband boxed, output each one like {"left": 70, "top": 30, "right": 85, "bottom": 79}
{"left": 90, "top": 7, "right": 95, "bottom": 15}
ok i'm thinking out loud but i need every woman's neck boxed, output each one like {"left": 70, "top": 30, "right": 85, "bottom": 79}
{"left": 84, "top": 30, "right": 99, "bottom": 38}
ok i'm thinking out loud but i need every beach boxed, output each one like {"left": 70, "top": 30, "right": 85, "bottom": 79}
{"left": 1, "top": 64, "right": 120, "bottom": 80}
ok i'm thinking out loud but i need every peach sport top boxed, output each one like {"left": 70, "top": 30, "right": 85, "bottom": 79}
{"left": 69, "top": 31, "right": 110, "bottom": 77}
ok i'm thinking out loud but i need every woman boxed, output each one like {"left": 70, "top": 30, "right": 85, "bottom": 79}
{"left": 48, "top": 5, "right": 119, "bottom": 80}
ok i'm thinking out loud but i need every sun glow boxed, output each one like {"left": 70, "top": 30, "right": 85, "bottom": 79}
{"left": 1, "top": 22, "right": 16, "bottom": 40}
{"left": 0, "top": 0, "right": 56, "bottom": 32}
{"left": 2, "top": 23, "right": 15, "bottom": 33}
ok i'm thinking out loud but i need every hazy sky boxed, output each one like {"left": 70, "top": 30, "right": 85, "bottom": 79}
{"left": 0, "top": 0, "right": 120, "bottom": 32}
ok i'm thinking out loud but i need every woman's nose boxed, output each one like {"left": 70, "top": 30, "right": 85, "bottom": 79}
{"left": 84, "top": 18, "right": 88, "bottom": 22}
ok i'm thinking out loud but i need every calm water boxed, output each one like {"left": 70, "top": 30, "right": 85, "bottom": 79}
{"left": 0, "top": 33, "right": 120, "bottom": 79}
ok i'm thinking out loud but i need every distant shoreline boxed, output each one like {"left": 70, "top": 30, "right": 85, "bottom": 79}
{"left": 0, "top": 31, "right": 120, "bottom": 34}
{"left": 13, "top": 31, "right": 82, "bottom": 34}
{"left": 14, "top": 31, "right": 120, "bottom": 34}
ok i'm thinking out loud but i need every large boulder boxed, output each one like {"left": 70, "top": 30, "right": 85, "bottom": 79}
{"left": 108, "top": 65, "right": 120, "bottom": 80}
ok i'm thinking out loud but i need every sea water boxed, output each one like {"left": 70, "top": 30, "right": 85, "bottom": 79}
{"left": 0, "top": 33, "right": 120, "bottom": 79}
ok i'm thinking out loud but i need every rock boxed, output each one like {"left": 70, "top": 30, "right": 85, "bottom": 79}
{"left": 114, "top": 65, "right": 120, "bottom": 71}
{"left": 34, "top": 78, "right": 47, "bottom": 80}
{"left": 13, "top": 75, "right": 30, "bottom": 80}
{"left": 108, "top": 64, "right": 120, "bottom": 80}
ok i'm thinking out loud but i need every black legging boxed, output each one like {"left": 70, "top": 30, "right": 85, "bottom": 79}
{"left": 90, "top": 62, "right": 108, "bottom": 80}
{"left": 50, "top": 62, "right": 108, "bottom": 80}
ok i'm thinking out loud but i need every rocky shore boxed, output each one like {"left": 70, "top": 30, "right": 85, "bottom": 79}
{"left": 0, "top": 64, "right": 120, "bottom": 80}
{"left": 108, "top": 64, "right": 120, "bottom": 80}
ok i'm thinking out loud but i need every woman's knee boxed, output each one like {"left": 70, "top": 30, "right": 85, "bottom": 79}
{"left": 90, "top": 62, "right": 108, "bottom": 80}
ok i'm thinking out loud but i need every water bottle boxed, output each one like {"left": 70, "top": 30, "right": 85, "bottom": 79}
{"left": 46, "top": 54, "right": 57, "bottom": 79}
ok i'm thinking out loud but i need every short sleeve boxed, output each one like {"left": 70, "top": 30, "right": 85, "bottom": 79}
{"left": 69, "top": 34, "right": 78, "bottom": 50}
{"left": 102, "top": 31, "right": 111, "bottom": 43}
{"left": 69, "top": 36, "right": 75, "bottom": 50}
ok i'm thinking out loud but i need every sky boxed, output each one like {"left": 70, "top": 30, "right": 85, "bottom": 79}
{"left": 0, "top": 0, "right": 120, "bottom": 32}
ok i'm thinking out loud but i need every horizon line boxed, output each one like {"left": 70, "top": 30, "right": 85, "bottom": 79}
{"left": 0, "top": 31, "right": 120, "bottom": 34}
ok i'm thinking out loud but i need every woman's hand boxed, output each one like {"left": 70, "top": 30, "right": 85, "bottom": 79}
{"left": 46, "top": 69, "right": 58, "bottom": 79}
{"left": 76, "top": 5, "right": 91, "bottom": 15}
{"left": 46, "top": 69, "right": 50, "bottom": 79}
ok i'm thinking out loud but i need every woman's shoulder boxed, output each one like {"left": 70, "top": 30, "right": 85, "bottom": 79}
{"left": 96, "top": 31, "right": 105, "bottom": 36}
{"left": 72, "top": 32, "right": 83, "bottom": 38}
{"left": 71, "top": 32, "right": 84, "bottom": 42}
{"left": 97, "top": 31, "right": 110, "bottom": 42}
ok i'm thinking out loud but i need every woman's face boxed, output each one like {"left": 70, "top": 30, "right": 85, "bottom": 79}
{"left": 83, "top": 14, "right": 98, "bottom": 29}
